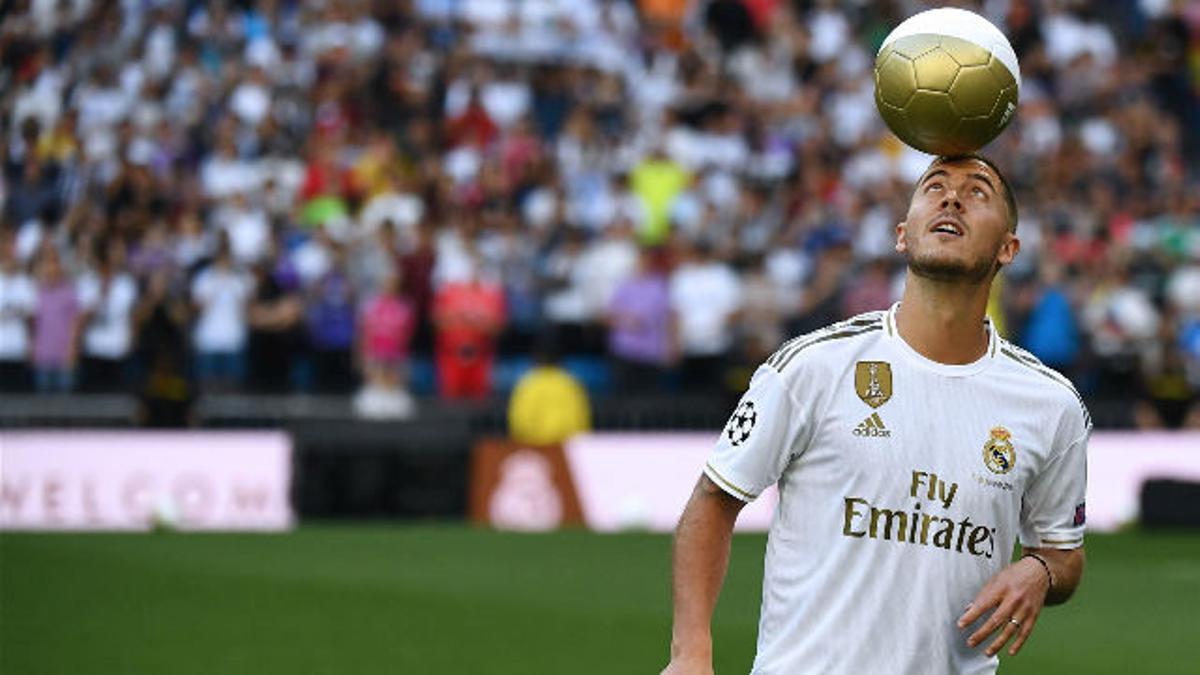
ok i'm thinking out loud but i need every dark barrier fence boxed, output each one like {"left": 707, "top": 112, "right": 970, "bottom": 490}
{"left": 290, "top": 421, "right": 473, "bottom": 519}
{"left": 1140, "top": 480, "right": 1200, "bottom": 529}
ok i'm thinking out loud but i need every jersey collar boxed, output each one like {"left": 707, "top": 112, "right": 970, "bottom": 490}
{"left": 884, "top": 302, "right": 997, "bottom": 377}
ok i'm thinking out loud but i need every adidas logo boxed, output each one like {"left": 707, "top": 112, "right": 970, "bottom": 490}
{"left": 853, "top": 412, "right": 891, "bottom": 438}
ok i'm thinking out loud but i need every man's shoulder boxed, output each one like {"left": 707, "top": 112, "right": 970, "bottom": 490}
{"left": 764, "top": 311, "right": 888, "bottom": 377}
{"left": 994, "top": 338, "right": 1092, "bottom": 428}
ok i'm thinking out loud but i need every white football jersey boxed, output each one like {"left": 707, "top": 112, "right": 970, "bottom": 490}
{"left": 705, "top": 303, "right": 1090, "bottom": 675}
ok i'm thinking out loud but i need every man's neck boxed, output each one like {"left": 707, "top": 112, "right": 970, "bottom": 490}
{"left": 896, "top": 272, "right": 993, "bottom": 365}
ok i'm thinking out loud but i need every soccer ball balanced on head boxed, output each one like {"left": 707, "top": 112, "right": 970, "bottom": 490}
{"left": 875, "top": 7, "right": 1020, "bottom": 156}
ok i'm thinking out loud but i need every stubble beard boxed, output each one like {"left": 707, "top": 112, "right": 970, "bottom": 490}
{"left": 904, "top": 246, "right": 999, "bottom": 285}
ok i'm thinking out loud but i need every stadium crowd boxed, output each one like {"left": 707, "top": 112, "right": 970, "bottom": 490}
{"left": 1, "top": 0, "right": 1198, "bottom": 426}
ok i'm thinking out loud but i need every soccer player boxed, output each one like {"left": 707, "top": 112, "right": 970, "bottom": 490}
{"left": 663, "top": 155, "right": 1089, "bottom": 674}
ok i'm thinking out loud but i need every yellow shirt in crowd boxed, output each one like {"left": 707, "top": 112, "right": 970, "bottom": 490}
{"left": 507, "top": 366, "right": 592, "bottom": 446}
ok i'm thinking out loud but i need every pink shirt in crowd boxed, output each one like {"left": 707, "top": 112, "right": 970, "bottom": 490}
{"left": 361, "top": 294, "right": 415, "bottom": 363}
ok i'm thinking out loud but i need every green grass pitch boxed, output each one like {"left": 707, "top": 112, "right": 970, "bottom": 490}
{"left": 2, "top": 527, "right": 1198, "bottom": 674}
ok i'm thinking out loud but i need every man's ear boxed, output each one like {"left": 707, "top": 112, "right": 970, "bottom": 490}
{"left": 997, "top": 232, "right": 1021, "bottom": 266}
{"left": 894, "top": 222, "right": 907, "bottom": 253}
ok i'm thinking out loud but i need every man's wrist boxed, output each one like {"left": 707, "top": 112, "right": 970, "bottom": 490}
{"left": 1021, "top": 552, "right": 1054, "bottom": 595}
{"left": 670, "top": 637, "right": 713, "bottom": 661}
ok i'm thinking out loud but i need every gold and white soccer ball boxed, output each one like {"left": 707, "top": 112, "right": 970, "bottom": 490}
{"left": 874, "top": 7, "right": 1021, "bottom": 156}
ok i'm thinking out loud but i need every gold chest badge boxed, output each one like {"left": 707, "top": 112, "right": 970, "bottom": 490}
{"left": 983, "top": 426, "right": 1016, "bottom": 474}
{"left": 854, "top": 361, "right": 892, "bottom": 408}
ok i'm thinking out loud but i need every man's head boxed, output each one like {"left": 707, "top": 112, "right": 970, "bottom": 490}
{"left": 895, "top": 154, "right": 1020, "bottom": 284}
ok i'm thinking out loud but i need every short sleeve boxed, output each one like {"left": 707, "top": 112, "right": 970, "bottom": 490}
{"left": 1019, "top": 411, "right": 1090, "bottom": 550}
{"left": 704, "top": 365, "right": 807, "bottom": 502}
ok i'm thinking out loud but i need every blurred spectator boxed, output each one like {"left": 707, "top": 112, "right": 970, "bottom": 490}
{"left": 607, "top": 246, "right": 676, "bottom": 391}
{"left": 670, "top": 240, "right": 741, "bottom": 394}
{"left": 792, "top": 227, "right": 854, "bottom": 336}
{"left": 1135, "top": 334, "right": 1198, "bottom": 430}
{"left": 541, "top": 227, "right": 596, "bottom": 353}
{"left": 433, "top": 261, "right": 506, "bottom": 399}
{"left": 736, "top": 254, "right": 785, "bottom": 367}
{"left": 399, "top": 221, "right": 437, "bottom": 353}
{"left": 1019, "top": 262, "right": 1081, "bottom": 371}
{"left": 446, "top": 86, "right": 499, "bottom": 149}
{"left": 30, "top": 246, "right": 79, "bottom": 393}
{"left": 305, "top": 246, "right": 357, "bottom": 393}
{"left": 0, "top": 232, "right": 36, "bottom": 391}
{"left": 631, "top": 147, "right": 691, "bottom": 246}
{"left": 841, "top": 257, "right": 893, "bottom": 319}
{"left": 354, "top": 272, "right": 415, "bottom": 419}
{"left": 246, "top": 255, "right": 304, "bottom": 393}
{"left": 508, "top": 341, "right": 592, "bottom": 446}
{"left": 1082, "top": 255, "right": 1161, "bottom": 403}
{"left": 578, "top": 221, "right": 639, "bottom": 325}
{"left": 214, "top": 192, "right": 270, "bottom": 265}
{"left": 191, "top": 235, "right": 252, "bottom": 392}
{"left": 133, "top": 267, "right": 189, "bottom": 381}
{"left": 76, "top": 241, "right": 137, "bottom": 391}
{"left": 138, "top": 349, "right": 194, "bottom": 428}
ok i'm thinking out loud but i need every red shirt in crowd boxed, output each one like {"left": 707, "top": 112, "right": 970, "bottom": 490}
{"left": 433, "top": 279, "right": 506, "bottom": 398}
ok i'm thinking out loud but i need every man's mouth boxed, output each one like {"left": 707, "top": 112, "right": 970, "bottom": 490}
{"left": 930, "top": 217, "right": 965, "bottom": 237}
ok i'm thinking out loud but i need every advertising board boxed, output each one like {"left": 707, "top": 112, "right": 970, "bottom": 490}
{"left": 535, "top": 431, "right": 1200, "bottom": 533}
{"left": 0, "top": 431, "right": 294, "bottom": 531}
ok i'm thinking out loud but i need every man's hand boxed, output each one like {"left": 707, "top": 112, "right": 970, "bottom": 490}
{"left": 957, "top": 556, "right": 1051, "bottom": 657}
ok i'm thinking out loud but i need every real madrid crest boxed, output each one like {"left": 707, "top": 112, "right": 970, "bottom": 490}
{"left": 983, "top": 426, "right": 1016, "bottom": 475}
{"left": 854, "top": 361, "right": 892, "bottom": 408}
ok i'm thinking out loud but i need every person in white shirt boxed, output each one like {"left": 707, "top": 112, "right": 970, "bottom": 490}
{"left": 76, "top": 242, "right": 138, "bottom": 391}
{"left": 213, "top": 192, "right": 270, "bottom": 265}
{"left": 0, "top": 233, "right": 37, "bottom": 391}
{"left": 664, "top": 155, "right": 1088, "bottom": 675}
{"left": 669, "top": 240, "right": 742, "bottom": 395}
{"left": 191, "top": 235, "right": 254, "bottom": 391}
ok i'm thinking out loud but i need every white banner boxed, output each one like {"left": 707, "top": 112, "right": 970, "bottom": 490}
{"left": 0, "top": 431, "right": 294, "bottom": 531}
{"left": 565, "top": 433, "right": 778, "bottom": 532}
{"left": 565, "top": 431, "right": 1200, "bottom": 533}
{"left": 1086, "top": 432, "right": 1200, "bottom": 531}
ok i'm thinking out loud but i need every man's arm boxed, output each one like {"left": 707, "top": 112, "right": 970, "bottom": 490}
{"left": 662, "top": 475, "right": 746, "bottom": 675}
{"left": 957, "top": 545, "right": 1086, "bottom": 657}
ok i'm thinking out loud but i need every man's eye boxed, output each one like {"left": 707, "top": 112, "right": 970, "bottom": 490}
{"left": 973, "top": 187, "right": 986, "bottom": 197}
{"left": 926, "top": 183, "right": 942, "bottom": 192}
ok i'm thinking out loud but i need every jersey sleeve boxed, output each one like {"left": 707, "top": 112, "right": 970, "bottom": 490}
{"left": 1019, "top": 407, "right": 1090, "bottom": 550}
{"left": 704, "top": 364, "right": 809, "bottom": 502}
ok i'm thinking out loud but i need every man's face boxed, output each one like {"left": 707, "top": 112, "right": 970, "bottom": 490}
{"left": 895, "top": 158, "right": 1019, "bottom": 284}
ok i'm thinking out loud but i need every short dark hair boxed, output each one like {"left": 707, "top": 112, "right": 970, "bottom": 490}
{"left": 927, "top": 153, "right": 1019, "bottom": 232}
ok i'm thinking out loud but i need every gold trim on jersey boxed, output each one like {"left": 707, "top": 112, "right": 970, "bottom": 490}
{"left": 705, "top": 462, "right": 755, "bottom": 501}
{"left": 766, "top": 315, "right": 884, "bottom": 374}
{"left": 1038, "top": 537, "right": 1084, "bottom": 546}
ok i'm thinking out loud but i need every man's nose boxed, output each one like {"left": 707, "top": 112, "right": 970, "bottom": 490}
{"left": 940, "top": 189, "right": 963, "bottom": 211}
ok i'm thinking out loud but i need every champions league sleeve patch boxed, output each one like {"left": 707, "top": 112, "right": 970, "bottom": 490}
{"left": 1073, "top": 501, "right": 1086, "bottom": 527}
{"left": 724, "top": 400, "right": 758, "bottom": 447}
